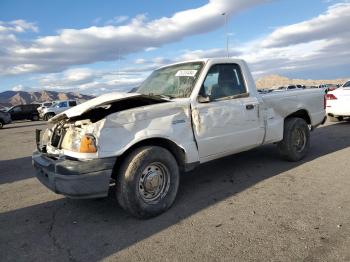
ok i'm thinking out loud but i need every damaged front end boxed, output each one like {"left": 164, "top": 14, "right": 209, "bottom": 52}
{"left": 36, "top": 119, "right": 101, "bottom": 157}
{"left": 32, "top": 93, "right": 172, "bottom": 198}
{"left": 33, "top": 118, "right": 115, "bottom": 199}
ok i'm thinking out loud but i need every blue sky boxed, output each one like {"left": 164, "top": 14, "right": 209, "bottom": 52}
{"left": 0, "top": 0, "right": 349, "bottom": 94}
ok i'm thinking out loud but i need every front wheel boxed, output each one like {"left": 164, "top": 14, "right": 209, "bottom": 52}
{"left": 0, "top": 121, "right": 3, "bottom": 129}
{"left": 44, "top": 113, "right": 55, "bottom": 121}
{"left": 116, "top": 146, "right": 180, "bottom": 218}
{"left": 277, "top": 117, "right": 310, "bottom": 162}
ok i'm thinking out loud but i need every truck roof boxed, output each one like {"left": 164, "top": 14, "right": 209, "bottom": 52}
{"left": 157, "top": 57, "right": 245, "bottom": 70}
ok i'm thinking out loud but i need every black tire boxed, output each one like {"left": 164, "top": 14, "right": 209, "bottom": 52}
{"left": 277, "top": 117, "right": 310, "bottom": 162}
{"left": 31, "top": 115, "right": 39, "bottom": 121}
{"left": 328, "top": 115, "right": 343, "bottom": 122}
{"left": 116, "top": 146, "right": 180, "bottom": 219}
{"left": 0, "top": 120, "right": 3, "bottom": 129}
{"left": 44, "top": 113, "right": 55, "bottom": 121}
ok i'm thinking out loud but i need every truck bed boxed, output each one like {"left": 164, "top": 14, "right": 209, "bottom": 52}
{"left": 261, "top": 89, "right": 325, "bottom": 127}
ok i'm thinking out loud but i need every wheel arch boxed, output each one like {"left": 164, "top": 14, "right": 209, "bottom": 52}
{"left": 111, "top": 137, "right": 187, "bottom": 180}
{"left": 285, "top": 109, "right": 311, "bottom": 125}
{"left": 44, "top": 112, "right": 55, "bottom": 120}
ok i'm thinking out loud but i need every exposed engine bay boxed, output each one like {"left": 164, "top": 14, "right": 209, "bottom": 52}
{"left": 40, "top": 95, "right": 170, "bottom": 156}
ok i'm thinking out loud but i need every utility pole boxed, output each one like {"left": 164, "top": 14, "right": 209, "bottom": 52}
{"left": 117, "top": 48, "right": 120, "bottom": 81}
{"left": 222, "top": 12, "right": 229, "bottom": 57}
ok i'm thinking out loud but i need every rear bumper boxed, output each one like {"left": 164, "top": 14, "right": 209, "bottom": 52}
{"left": 326, "top": 108, "right": 350, "bottom": 117}
{"left": 326, "top": 100, "right": 350, "bottom": 116}
{"left": 32, "top": 151, "right": 116, "bottom": 198}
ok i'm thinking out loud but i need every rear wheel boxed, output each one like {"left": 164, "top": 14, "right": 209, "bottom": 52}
{"left": 277, "top": 117, "right": 310, "bottom": 162}
{"left": 328, "top": 115, "right": 343, "bottom": 122}
{"left": 116, "top": 146, "right": 180, "bottom": 218}
{"left": 31, "top": 115, "right": 39, "bottom": 121}
{"left": 0, "top": 120, "right": 3, "bottom": 129}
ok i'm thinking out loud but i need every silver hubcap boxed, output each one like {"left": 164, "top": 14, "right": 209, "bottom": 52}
{"left": 292, "top": 128, "right": 306, "bottom": 152}
{"left": 138, "top": 162, "right": 170, "bottom": 203}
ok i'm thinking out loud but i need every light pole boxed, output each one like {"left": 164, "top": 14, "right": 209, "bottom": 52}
{"left": 222, "top": 12, "right": 229, "bottom": 57}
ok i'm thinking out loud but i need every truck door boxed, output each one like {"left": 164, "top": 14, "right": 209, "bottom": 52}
{"left": 9, "top": 105, "right": 23, "bottom": 121}
{"left": 191, "top": 63, "right": 264, "bottom": 159}
{"left": 22, "top": 105, "right": 33, "bottom": 119}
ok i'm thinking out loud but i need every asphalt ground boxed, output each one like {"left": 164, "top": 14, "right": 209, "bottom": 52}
{"left": 0, "top": 120, "right": 349, "bottom": 262}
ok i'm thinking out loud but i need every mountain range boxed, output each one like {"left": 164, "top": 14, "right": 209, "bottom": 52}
{"left": 255, "top": 74, "right": 349, "bottom": 89}
{"left": 0, "top": 90, "right": 94, "bottom": 107}
{"left": 1, "top": 74, "right": 349, "bottom": 107}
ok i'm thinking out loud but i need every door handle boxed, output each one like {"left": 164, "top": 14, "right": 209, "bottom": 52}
{"left": 245, "top": 104, "right": 254, "bottom": 110}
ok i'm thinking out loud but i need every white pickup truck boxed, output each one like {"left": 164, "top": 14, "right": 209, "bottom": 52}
{"left": 33, "top": 58, "right": 326, "bottom": 218}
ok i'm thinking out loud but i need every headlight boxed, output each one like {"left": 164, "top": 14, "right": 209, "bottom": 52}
{"left": 79, "top": 134, "right": 97, "bottom": 153}
{"left": 61, "top": 129, "right": 97, "bottom": 153}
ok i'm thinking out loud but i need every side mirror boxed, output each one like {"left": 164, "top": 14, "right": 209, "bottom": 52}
{"left": 197, "top": 95, "right": 211, "bottom": 103}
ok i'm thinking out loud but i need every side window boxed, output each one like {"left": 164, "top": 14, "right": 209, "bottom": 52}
{"left": 13, "top": 106, "right": 22, "bottom": 113}
{"left": 202, "top": 71, "right": 218, "bottom": 96}
{"left": 201, "top": 64, "right": 247, "bottom": 100}
{"left": 69, "top": 101, "right": 77, "bottom": 106}
{"left": 58, "top": 101, "right": 68, "bottom": 108}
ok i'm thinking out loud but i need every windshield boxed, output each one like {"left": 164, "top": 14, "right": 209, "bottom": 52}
{"left": 343, "top": 81, "right": 350, "bottom": 88}
{"left": 136, "top": 62, "right": 204, "bottom": 98}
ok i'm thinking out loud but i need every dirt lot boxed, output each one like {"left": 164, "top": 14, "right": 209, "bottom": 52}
{"left": 0, "top": 120, "right": 349, "bottom": 262}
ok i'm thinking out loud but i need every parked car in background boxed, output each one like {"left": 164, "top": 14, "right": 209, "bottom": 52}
{"left": 7, "top": 104, "right": 40, "bottom": 121}
{"left": 326, "top": 80, "right": 350, "bottom": 122}
{"left": 40, "top": 100, "right": 77, "bottom": 120}
{"left": 275, "top": 85, "right": 302, "bottom": 92}
{"left": 326, "top": 84, "right": 338, "bottom": 92}
{"left": 0, "top": 109, "right": 12, "bottom": 128}
{"left": 37, "top": 101, "right": 55, "bottom": 115}
{"left": 319, "top": 84, "right": 338, "bottom": 93}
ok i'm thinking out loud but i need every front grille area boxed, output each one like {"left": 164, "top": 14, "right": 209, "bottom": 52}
{"left": 51, "top": 129, "right": 62, "bottom": 147}
{"left": 50, "top": 123, "right": 66, "bottom": 148}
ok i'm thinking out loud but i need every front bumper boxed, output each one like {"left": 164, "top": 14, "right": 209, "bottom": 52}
{"left": 2, "top": 115, "right": 11, "bottom": 124}
{"left": 32, "top": 151, "right": 116, "bottom": 198}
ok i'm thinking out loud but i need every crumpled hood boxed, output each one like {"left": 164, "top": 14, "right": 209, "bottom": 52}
{"left": 50, "top": 92, "right": 141, "bottom": 122}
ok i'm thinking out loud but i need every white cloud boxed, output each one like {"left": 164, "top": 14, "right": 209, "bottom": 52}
{"left": 12, "top": 84, "right": 24, "bottom": 91}
{"left": 237, "top": 2, "right": 350, "bottom": 78}
{"left": 145, "top": 47, "right": 158, "bottom": 52}
{"left": 39, "top": 68, "right": 97, "bottom": 87}
{"left": 6, "top": 1, "right": 350, "bottom": 94}
{"left": 105, "top": 15, "right": 129, "bottom": 25}
{"left": 0, "top": 20, "right": 38, "bottom": 33}
{"left": 0, "top": 0, "right": 267, "bottom": 76}
{"left": 179, "top": 48, "right": 239, "bottom": 60}
{"left": 36, "top": 67, "right": 145, "bottom": 94}
{"left": 143, "top": 2, "right": 350, "bottom": 79}
{"left": 261, "top": 3, "right": 350, "bottom": 48}
{"left": 135, "top": 58, "right": 147, "bottom": 64}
